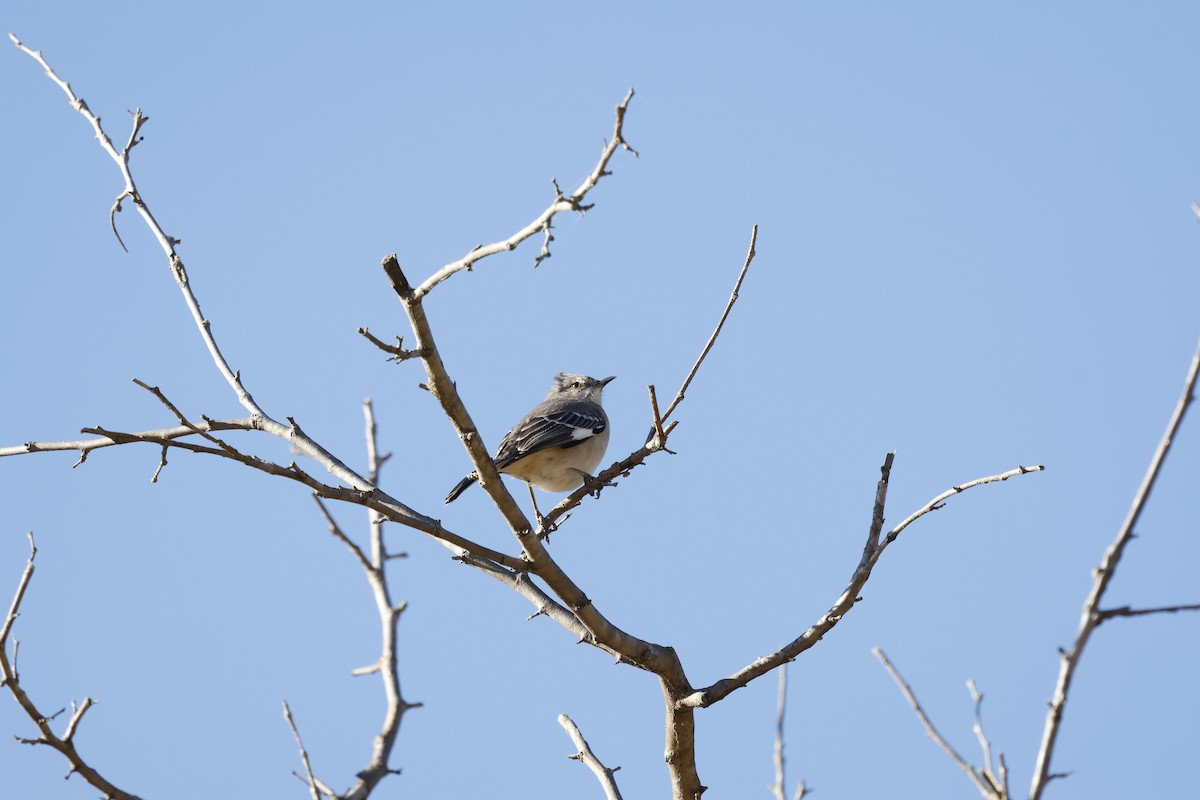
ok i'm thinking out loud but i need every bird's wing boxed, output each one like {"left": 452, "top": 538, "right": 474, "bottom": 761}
{"left": 495, "top": 401, "right": 607, "bottom": 469}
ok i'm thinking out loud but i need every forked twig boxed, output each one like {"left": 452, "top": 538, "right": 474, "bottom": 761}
{"left": 874, "top": 649, "right": 999, "bottom": 799}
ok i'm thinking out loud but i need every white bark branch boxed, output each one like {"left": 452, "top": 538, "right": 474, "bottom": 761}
{"left": 413, "top": 89, "right": 636, "bottom": 299}
{"left": 559, "top": 714, "right": 625, "bottom": 800}
{"left": 874, "top": 648, "right": 1000, "bottom": 800}
{"left": 1029, "top": 337, "right": 1200, "bottom": 800}
{"left": 678, "top": 458, "right": 1045, "bottom": 710}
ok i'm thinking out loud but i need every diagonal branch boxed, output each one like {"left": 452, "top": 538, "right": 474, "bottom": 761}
{"left": 1029, "top": 337, "right": 1200, "bottom": 800}
{"left": 11, "top": 34, "right": 262, "bottom": 418}
{"left": 282, "top": 701, "right": 324, "bottom": 800}
{"left": 541, "top": 224, "right": 759, "bottom": 529}
{"left": 11, "top": 36, "right": 456, "bottom": 557}
{"left": 662, "top": 224, "right": 756, "bottom": 423}
{"left": 412, "top": 89, "right": 636, "bottom": 299}
{"left": 873, "top": 649, "right": 999, "bottom": 800}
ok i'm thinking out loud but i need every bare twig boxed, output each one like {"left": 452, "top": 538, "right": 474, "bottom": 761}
{"left": 770, "top": 665, "right": 808, "bottom": 800}
{"left": 413, "top": 88, "right": 636, "bottom": 298}
{"left": 282, "top": 701, "right": 322, "bottom": 800}
{"left": 874, "top": 649, "right": 998, "bottom": 800}
{"left": 662, "top": 224, "right": 757, "bottom": 423}
{"left": 678, "top": 457, "right": 1044, "bottom": 710}
{"left": 558, "top": 714, "right": 625, "bottom": 800}
{"left": 968, "top": 680, "right": 1009, "bottom": 799}
{"left": 1095, "top": 603, "right": 1200, "bottom": 622}
{"left": 10, "top": 34, "right": 459, "bottom": 553}
{"left": 1029, "top": 337, "right": 1200, "bottom": 800}
{"left": 313, "top": 495, "right": 372, "bottom": 572}
{"left": 335, "top": 400, "right": 422, "bottom": 800}
{"left": 0, "top": 534, "right": 144, "bottom": 800}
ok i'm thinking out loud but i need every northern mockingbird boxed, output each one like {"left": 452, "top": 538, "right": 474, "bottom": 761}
{"left": 444, "top": 373, "right": 615, "bottom": 504}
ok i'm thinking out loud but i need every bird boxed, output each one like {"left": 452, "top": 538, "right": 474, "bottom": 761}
{"left": 444, "top": 373, "right": 615, "bottom": 504}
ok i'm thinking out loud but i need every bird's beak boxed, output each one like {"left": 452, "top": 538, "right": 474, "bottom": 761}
{"left": 600, "top": 375, "right": 616, "bottom": 387}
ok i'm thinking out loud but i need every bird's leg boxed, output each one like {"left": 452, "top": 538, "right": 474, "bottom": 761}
{"left": 527, "top": 483, "right": 548, "bottom": 531}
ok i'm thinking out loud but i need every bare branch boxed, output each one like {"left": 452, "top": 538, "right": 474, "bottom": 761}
{"left": 1029, "top": 337, "right": 1200, "bottom": 800}
{"left": 1096, "top": 603, "right": 1200, "bottom": 622}
{"left": 535, "top": 225, "right": 756, "bottom": 531}
{"left": 335, "top": 403, "right": 422, "bottom": 800}
{"left": 413, "top": 89, "right": 636, "bottom": 298}
{"left": 11, "top": 36, "right": 261, "bottom": 416}
{"left": 874, "top": 649, "right": 997, "bottom": 800}
{"left": 282, "top": 701, "right": 323, "bottom": 800}
{"left": 2, "top": 414, "right": 526, "bottom": 571}
{"left": 0, "top": 533, "right": 144, "bottom": 799}
{"left": 678, "top": 457, "right": 1044, "bottom": 709}
{"left": 662, "top": 224, "right": 757, "bottom": 423}
{"left": 313, "top": 495, "right": 372, "bottom": 572}
{"left": 1, "top": 417, "right": 255, "bottom": 459}
{"left": 559, "top": 714, "right": 625, "bottom": 800}
{"left": 883, "top": 464, "right": 1045, "bottom": 547}
{"left": 967, "top": 680, "right": 1009, "bottom": 799}
{"left": 772, "top": 662, "right": 792, "bottom": 800}
{"left": 12, "top": 36, "right": 466, "bottom": 569}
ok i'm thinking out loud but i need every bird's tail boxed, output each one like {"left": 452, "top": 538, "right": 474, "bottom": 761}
{"left": 444, "top": 472, "right": 479, "bottom": 504}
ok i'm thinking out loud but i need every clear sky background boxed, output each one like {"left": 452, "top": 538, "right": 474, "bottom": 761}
{"left": 3, "top": 4, "right": 1198, "bottom": 799}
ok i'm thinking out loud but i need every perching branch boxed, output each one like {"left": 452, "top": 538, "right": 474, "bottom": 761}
{"left": 1, "top": 534, "right": 144, "bottom": 800}
{"left": 1029, "top": 337, "right": 1200, "bottom": 800}
{"left": 381, "top": 251, "right": 705, "bottom": 797}
{"left": 542, "top": 224, "right": 759, "bottom": 529}
{"left": 382, "top": 225, "right": 762, "bottom": 799}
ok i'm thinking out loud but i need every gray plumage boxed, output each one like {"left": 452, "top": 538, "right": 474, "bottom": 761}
{"left": 444, "top": 373, "right": 615, "bottom": 504}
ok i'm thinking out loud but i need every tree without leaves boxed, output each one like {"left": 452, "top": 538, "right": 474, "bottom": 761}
{"left": 6, "top": 34, "right": 1193, "bottom": 800}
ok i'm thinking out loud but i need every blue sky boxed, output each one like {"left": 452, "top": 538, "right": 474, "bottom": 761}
{"left": 3, "top": 4, "right": 1199, "bottom": 799}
